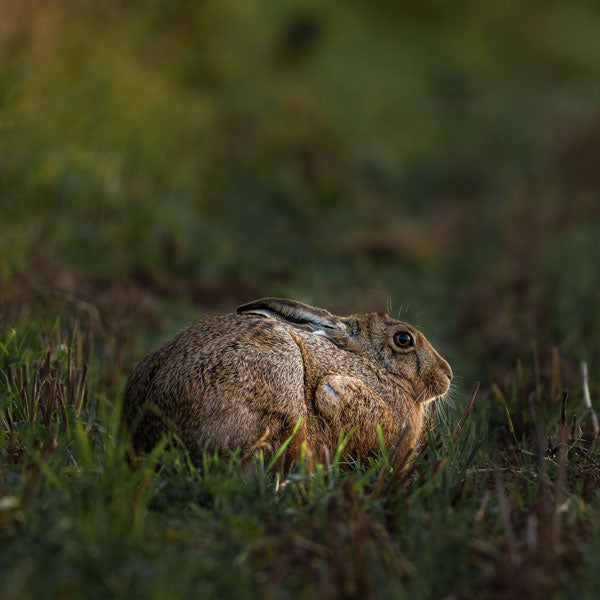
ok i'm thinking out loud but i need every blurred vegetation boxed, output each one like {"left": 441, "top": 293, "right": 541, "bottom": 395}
{"left": 2, "top": 0, "right": 600, "bottom": 597}
{"left": 3, "top": 0, "right": 600, "bottom": 380}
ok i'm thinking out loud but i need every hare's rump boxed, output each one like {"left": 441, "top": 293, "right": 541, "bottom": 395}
{"left": 124, "top": 315, "right": 308, "bottom": 464}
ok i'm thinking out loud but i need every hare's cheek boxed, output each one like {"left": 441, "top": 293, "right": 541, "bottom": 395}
{"left": 413, "top": 381, "right": 429, "bottom": 401}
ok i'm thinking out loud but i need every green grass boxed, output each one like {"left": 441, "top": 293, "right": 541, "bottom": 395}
{"left": 1, "top": 321, "right": 599, "bottom": 599}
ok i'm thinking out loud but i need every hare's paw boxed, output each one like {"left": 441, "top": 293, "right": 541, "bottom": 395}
{"left": 315, "top": 375, "right": 365, "bottom": 420}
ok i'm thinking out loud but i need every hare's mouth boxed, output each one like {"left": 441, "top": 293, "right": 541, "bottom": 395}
{"left": 422, "top": 389, "right": 444, "bottom": 404}
{"left": 421, "top": 372, "right": 451, "bottom": 403}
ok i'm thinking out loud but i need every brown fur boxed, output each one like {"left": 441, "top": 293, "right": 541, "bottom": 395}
{"left": 123, "top": 298, "right": 452, "bottom": 470}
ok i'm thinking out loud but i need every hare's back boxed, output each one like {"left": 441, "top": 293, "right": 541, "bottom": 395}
{"left": 125, "top": 313, "right": 305, "bottom": 419}
{"left": 181, "top": 313, "right": 304, "bottom": 391}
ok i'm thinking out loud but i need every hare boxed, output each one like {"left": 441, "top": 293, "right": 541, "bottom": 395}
{"left": 123, "top": 298, "right": 452, "bottom": 469}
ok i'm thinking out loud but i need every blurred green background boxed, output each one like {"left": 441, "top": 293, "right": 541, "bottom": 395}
{"left": 2, "top": 0, "right": 600, "bottom": 390}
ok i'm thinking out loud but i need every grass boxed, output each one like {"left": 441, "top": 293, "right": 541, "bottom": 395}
{"left": 1, "top": 320, "right": 599, "bottom": 599}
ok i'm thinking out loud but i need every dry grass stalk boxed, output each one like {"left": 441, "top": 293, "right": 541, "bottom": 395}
{"left": 397, "top": 440, "right": 431, "bottom": 488}
{"left": 550, "top": 347, "right": 562, "bottom": 402}
{"left": 569, "top": 414, "right": 580, "bottom": 442}
{"left": 371, "top": 427, "right": 412, "bottom": 498}
{"left": 475, "top": 489, "right": 492, "bottom": 522}
{"left": 428, "top": 401, "right": 437, "bottom": 432}
{"left": 580, "top": 362, "right": 599, "bottom": 436}
{"left": 552, "top": 391, "right": 569, "bottom": 552}
{"left": 3, "top": 327, "right": 91, "bottom": 451}
{"left": 560, "top": 390, "right": 567, "bottom": 437}
{"left": 494, "top": 468, "right": 518, "bottom": 563}
{"left": 529, "top": 391, "right": 545, "bottom": 477}
{"left": 525, "top": 513, "right": 538, "bottom": 551}
{"left": 532, "top": 341, "right": 542, "bottom": 405}
{"left": 453, "top": 381, "right": 480, "bottom": 443}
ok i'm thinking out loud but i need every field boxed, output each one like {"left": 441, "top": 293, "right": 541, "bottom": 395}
{"left": 2, "top": 2, "right": 600, "bottom": 598}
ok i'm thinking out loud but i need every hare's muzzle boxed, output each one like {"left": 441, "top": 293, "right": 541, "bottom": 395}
{"left": 431, "top": 358, "right": 452, "bottom": 397}
{"left": 441, "top": 361, "right": 453, "bottom": 386}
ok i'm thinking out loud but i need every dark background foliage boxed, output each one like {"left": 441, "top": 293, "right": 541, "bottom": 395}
{"left": 3, "top": 0, "right": 599, "bottom": 386}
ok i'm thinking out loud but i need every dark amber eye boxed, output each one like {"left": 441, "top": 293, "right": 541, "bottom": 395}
{"left": 393, "top": 332, "right": 413, "bottom": 348}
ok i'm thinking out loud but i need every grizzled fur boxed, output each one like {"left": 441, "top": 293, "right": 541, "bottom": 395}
{"left": 123, "top": 298, "right": 452, "bottom": 469}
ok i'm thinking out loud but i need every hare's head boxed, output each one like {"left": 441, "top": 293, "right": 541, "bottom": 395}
{"left": 237, "top": 298, "right": 452, "bottom": 402}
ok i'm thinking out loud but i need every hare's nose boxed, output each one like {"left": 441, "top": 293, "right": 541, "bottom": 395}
{"left": 441, "top": 361, "right": 453, "bottom": 382}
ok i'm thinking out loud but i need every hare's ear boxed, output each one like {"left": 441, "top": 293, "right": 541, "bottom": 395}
{"left": 237, "top": 298, "right": 348, "bottom": 335}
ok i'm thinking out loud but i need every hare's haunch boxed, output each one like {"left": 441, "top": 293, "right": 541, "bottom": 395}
{"left": 123, "top": 298, "right": 452, "bottom": 469}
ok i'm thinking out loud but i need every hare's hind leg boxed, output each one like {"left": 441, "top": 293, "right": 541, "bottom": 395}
{"left": 235, "top": 415, "right": 312, "bottom": 473}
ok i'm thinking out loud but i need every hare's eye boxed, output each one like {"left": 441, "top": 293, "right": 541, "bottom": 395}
{"left": 393, "top": 332, "right": 413, "bottom": 348}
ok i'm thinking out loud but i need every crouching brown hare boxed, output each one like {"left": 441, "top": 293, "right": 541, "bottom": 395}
{"left": 123, "top": 298, "right": 452, "bottom": 470}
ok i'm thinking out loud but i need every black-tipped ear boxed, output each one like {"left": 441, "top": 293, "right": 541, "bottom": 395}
{"left": 236, "top": 298, "right": 346, "bottom": 333}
